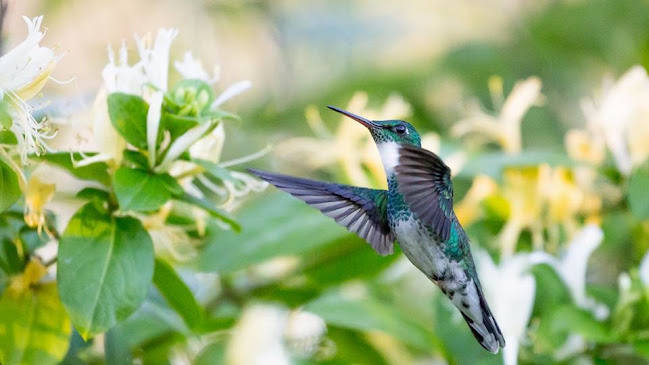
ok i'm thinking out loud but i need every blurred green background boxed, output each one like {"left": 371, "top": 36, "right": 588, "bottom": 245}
{"left": 7, "top": 0, "right": 649, "bottom": 364}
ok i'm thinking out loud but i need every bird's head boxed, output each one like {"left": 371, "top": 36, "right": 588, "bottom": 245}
{"left": 327, "top": 105, "right": 421, "bottom": 147}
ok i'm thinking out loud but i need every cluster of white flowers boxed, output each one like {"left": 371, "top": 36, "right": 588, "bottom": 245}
{"left": 0, "top": 16, "right": 63, "bottom": 164}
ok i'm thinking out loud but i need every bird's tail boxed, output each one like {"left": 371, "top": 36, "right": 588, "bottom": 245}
{"left": 458, "top": 287, "right": 505, "bottom": 354}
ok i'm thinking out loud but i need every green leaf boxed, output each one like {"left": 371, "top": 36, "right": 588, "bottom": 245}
{"left": 195, "top": 342, "right": 226, "bottom": 365}
{"left": 123, "top": 149, "right": 149, "bottom": 169}
{"left": 197, "top": 193, "right": 352, "bottom": 273}
{"left": 76, "top": 187, "right": 110, "bottom": 202}
{"left": 324, "top": 327, "right": 389, "bottom": 365}
{"left": 36, "top": 152, "right": 111, "bottom": 186}
{"left": 0, "top": 283, "right": 72, "bottom": 365}
{"left": 0, "top": 101, "right": 13, "bottom": 129}
{"left": 108, "top": 93, "right": 149, "bottom": 149}
{"left": 160, "top": 112, "right": 199, "bottom": 140}
{"left": 58, "top": 203, "right": 154, "bottom": 338}
{"left": 0, "top": 159, "right": 20, "bottom": 213}
{"left": 629, "top": 165, "right": 649, "bottom": 220}
{"left": 178, "top": 193, "right": 240, "bottom": 232}
{"left": 0, "top": 131, "right": 17, "bottom": 145}
{"left": 304, "top": 289, "right": 434, "bottom": 351}
{"left": 302, "top": 234, "right": 401, "bottom": 286}
{"left": 153, "top": 258, "right": 204, "bottom": 330}
{"left": 548, "top": 305, "right": 613, "bottom": 343}
{"left": 113, "top": 167, "right": 177, "bottom": 212}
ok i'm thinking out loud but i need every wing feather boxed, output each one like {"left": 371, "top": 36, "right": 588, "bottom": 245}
{"left": 394, "top": 145, "right": 454, "bottom": 241}
{"left": 248, "top": 169, "right": 395, "bottom": 255}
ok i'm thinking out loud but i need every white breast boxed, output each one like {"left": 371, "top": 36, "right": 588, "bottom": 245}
{"left": 377, "top": 141, "right": 400, "bottom": 175}
{"left": 393, "top": 220, "right": 448, "bottom": 279}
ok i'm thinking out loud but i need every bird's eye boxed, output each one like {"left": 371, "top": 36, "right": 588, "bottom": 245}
{"left": 394, "top": 125, "right": 407, "bottom": 135}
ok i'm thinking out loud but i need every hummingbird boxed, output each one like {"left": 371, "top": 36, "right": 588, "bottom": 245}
{"left": 249, "top": 106, "right": 505, "bottom": 353}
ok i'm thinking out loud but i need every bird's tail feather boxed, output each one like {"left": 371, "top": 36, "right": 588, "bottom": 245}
{"left": 459, "top": 289, "right": 505, "bottom": 354}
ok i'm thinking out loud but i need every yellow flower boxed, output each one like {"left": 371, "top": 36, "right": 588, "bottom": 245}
{"left": 455, "top": 175, "right": 499, "bottom": 226}
{"left": 564, "top": 129, "right": 606, "bottom": 165}
{"left": 140, "top": 203, "right": 196, "bottom": 262}
{"left": 498, "top": 165, "right": 549, "bottom": 256}
{"left": 457, "top": 164, "right": 602, "bottom": 256}
{"left": 7, "top": 257, "right": 47, "bottom": 296}
{"left": 24, "top": 174, "right": 55, "bottom": 235}
{"left": 452, "top": 76, "right": 544, "bottom": 154}
{"left": 543, "top": 167, "right": 584, "bottom": 246}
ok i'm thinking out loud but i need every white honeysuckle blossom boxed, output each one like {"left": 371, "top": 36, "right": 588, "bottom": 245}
{"left": 478, "top": 225, "right": 606, "bottom": 364}
{"left": 0, "top": 16, "right": 62, "bottom": 163}
{"left": 134, "top": 28, "right": 178, "bottom": 92}
{"left": 173, "top": 122, "right": 268, "bottom": 212}
{"left": 547, "top": 224, "right": 608, "bottom": 319}
{"left": 226, "top": 304, "right": 327, "bottom": 364}
{"left": 79, "top": 29, "right": 179, "bottom": 167}
{"left": 146, "top": 91, "right": 163, "bottom": 167}
{"left": 452, "top": 76, "right": 544, "bottom": 154}
{"left": 226, "top": 304, "right": 290, "bottom": 364}
{"left": 640, "top": 250, "right": 649, "bottom": 287}
{"left": 476, "top": 250, "right": 551, "bottom": 365}
{"left": 174, "top": 51, "right": 219, "bottom": 83}
{"left": 582, "top": 65, "right": 649, "bottom": 175}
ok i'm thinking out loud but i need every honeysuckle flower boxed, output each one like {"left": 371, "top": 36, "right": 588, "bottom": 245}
{"left": 146, "top": 91, "right": 163, "bottom": 167}
{"left": 452, "top": 76, "right": 544, "bottom": 154}
{"left": 543, "top": 167, "right": 584, "bottom": 244}
{"left": 141, "top": 203, "right": 197, "bottom": 263}
{"left": 0, "top": 16, "right": 62, "bottom": 164}
{"left": 227, "top": 304, "right": 291, "bottom": 364}
{"left": 23, "top": 174, "right": 55, "bottom": 235}
{"left": 564, "top": 128, "right": 606, "bottom": 166}
{"left": 174, "top": 51, "right": 218, "bottom": 83}
{"left": 454, "top": 175, "right": 498, "bottom": 226}
{"left": 498, "top": 165, "right": 549, "bottom": 256}
{"left": 476, "top": 250, "right": 552, "bottom": 365}
{"left": 638, "top": 250, "right": 649, "bottom": 288}
{"left": 284, "top": 309, "right": 327, "bottom": 358}
{"left": 79, "top": 30, "right": 179, "bottom": 167}
{"left": 134, "top": 28, "right": 178, "bottom": 92}
{"left": 581, "top": 65, "right": 649, "bottom": 175}
{"left": 7, "top": 257, "right": 47, "bottom": 297}
{"left": 547, "top": 224, "right": 608, "bottom": 319}
{"left": 226, "top": 304, "right": 328, "bottom": 363}
{"left": 211, "top": 80, "right": 252, "bottom": 109}
{"left": 175, "top": 122, "right": 268, "bottom": 212}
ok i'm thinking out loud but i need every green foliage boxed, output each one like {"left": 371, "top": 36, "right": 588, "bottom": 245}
{"left": 113, "top": 167, "right": 180, "bottom": 212}
{"left": 0, "top": 284, "right": 71, "bottom": 365}
{"left": 0, "top": 101, "right": 12, "bottom": 129}
{"left": 305, "top": 288, "right": 434, "bottom": 351}
{"left": 0, "top": 160, "right": 20, "bottom": 212}
{"left": 198, "top": 193, "right": 349, "bottom": 273}
{"left": 0, "top": 131, "right": 17, "bottom": 145}
{"left": 57, "top": 203, "right": 154, "bottom": 338}
{"left": 36, "top": 153, "right": 111, "bottom": 186}
{"left": 153, "top": 258, "right": 204, "bottom": 330}
{"left": 108, "top": 93, "right": 149, "bottom": 149}
{"left": 628, "top": 164, "right": 649, "bottom": 220}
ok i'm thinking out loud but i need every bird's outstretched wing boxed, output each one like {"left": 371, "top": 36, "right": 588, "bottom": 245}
{"left": 248, "top": 169, "right": 395, "bottom": 255}
{"left": 394, "top": 144, "right": 454, "bottom": 241}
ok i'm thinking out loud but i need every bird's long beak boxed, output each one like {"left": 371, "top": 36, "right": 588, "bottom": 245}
{"left": 327, "top": 105, "right": 381, "bottom": 129}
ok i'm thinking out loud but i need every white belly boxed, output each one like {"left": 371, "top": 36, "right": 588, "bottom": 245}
{"left": 393, "top": 219, "right": 448, "bottom": 279}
